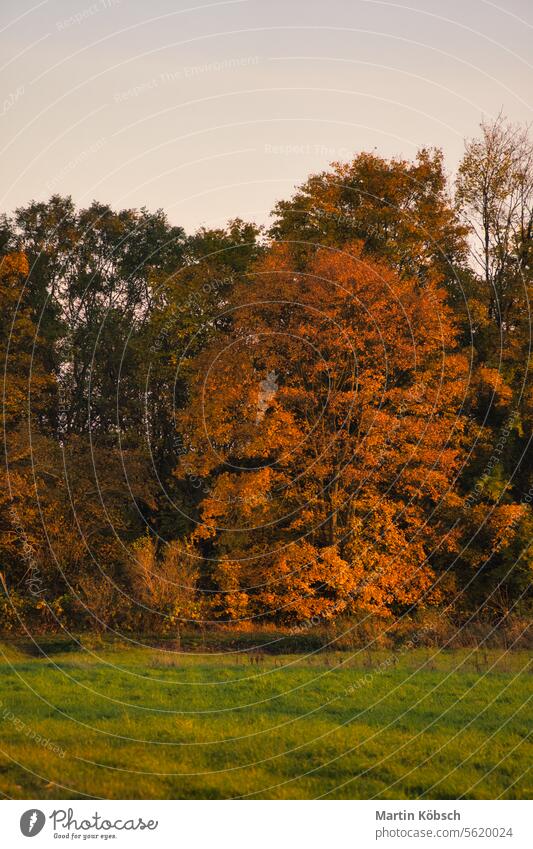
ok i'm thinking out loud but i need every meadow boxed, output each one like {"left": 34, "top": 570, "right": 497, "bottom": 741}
{"left": 0, "top": 638, "right": 530, "bottom": 800}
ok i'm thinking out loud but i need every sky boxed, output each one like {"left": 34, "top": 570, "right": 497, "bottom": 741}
{"left": 1, "top": 0, "right": 531, "bottom": 233}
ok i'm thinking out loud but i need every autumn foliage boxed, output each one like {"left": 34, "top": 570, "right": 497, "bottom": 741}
{"left": 0, "top": 122, "right": 531, "bottom": 635}
{"left": 176, "top": 242, "right": 470, "bottom": 622}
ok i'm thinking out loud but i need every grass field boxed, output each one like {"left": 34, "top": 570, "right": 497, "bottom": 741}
{"left": 0, "top": 638, "right": 530, "bottom": 799}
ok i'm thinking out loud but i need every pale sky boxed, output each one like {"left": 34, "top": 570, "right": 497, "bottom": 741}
{"left": 1, "top": 0, "right": 531, "bottom": 232}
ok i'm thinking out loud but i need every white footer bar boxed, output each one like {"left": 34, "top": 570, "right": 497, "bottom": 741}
{"left": 2, "top": 799, "right": 531, "bottom": 848}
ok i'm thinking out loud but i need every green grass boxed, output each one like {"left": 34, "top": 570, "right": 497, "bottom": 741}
{"left": 0, "top": 639, "right": 530, "bottom": 799}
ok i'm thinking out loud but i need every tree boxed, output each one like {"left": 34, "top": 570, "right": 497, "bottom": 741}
{"left": 0, "top": 251, "right": 54, "bottom": 594}
{"left": 271, "top": 149, "right": 468, "bottom": 285}
{"left": 7, "top": 196, "right": 187, "bottom": 437}
{"left": 0, "top": 252, "right": 52, "bottom": 432}
{"left": 176, "top": 242, "right": 469, "bottom": 622}
{"left": 454, "top": 117, "right": 533, "bottom": 616}
{"left": 142, "top": 219, "right": 263, "bottom": 540}
{"left": 456, "top": 115, "right": 533, "bottom": 341}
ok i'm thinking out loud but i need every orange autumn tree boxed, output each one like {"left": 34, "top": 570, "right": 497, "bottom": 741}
{"left": 176, "top": 242, "right": 470, "bottom": 623}
{"left": 0, "top": 252, "right": 53, "bottom": 588}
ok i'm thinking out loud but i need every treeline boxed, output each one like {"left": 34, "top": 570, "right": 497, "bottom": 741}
{"left": 0, "top": 116, "right": 531, "bottom": 635}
